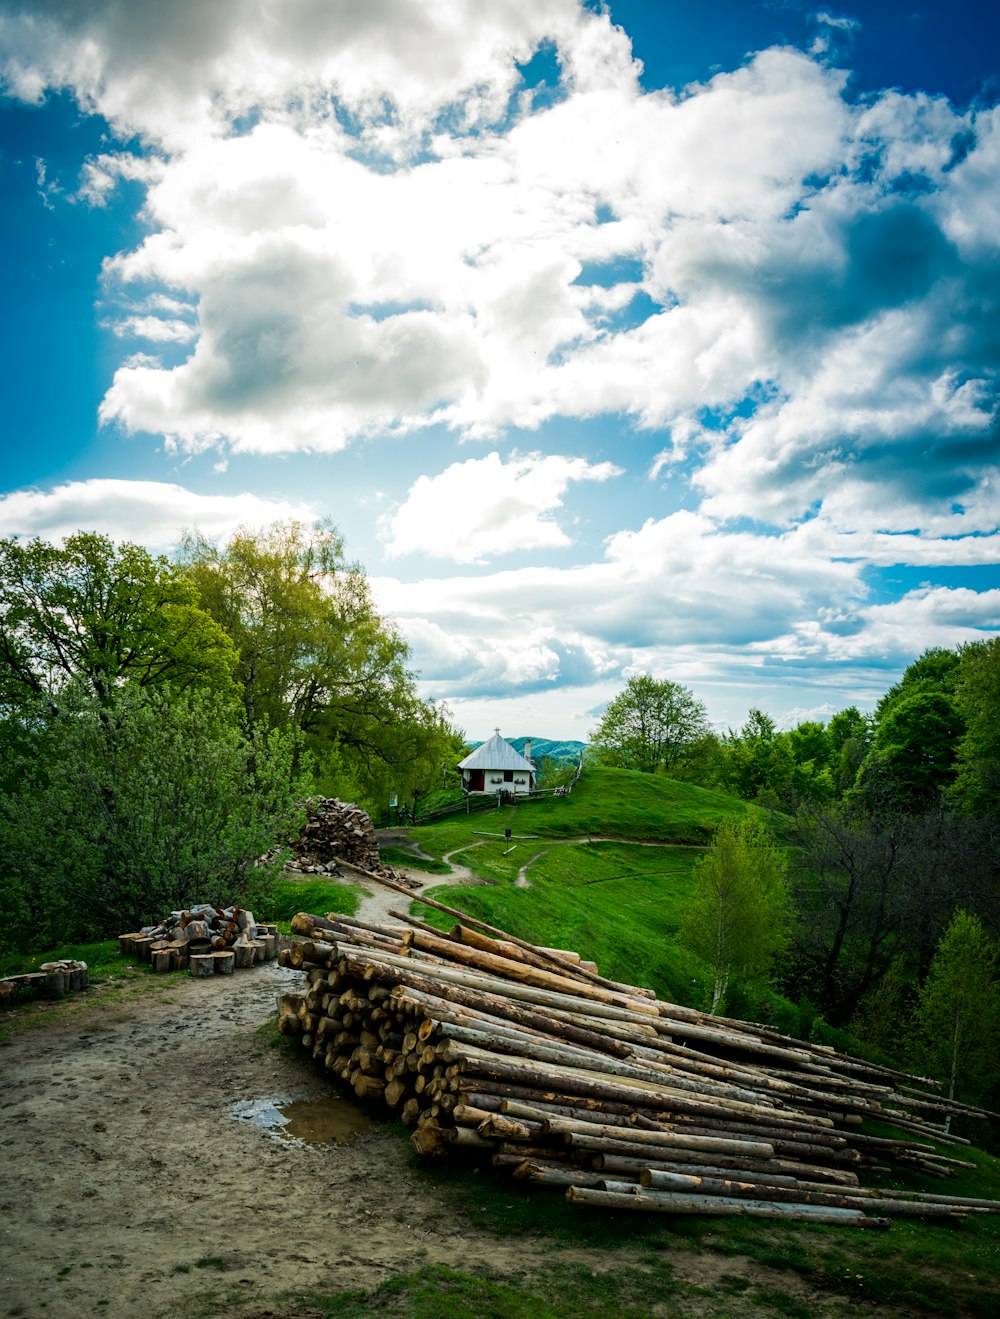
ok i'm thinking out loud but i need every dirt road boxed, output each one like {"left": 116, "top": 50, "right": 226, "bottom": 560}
{"left": 0, "top": 961, "right": 561, "bottom": 1319}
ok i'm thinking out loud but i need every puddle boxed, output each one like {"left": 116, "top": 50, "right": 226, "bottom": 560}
{"left": 229, "top": 1096, "right": 376, "bottom": 1145}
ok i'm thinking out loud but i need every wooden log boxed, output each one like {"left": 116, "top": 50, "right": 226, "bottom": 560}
{"left": 542, "top": 1114, "right": 774, "bottom": 1160}
{"left": 233, "top": 942, "right": 255, "bottom": 969}
{"left": 131, "top": 936, "right": 154, "bottom": 962}
{"left": 213, "top": 950, "right": 235, "bottom": 975}
{"left": 565, "top": 1185, "right": 889, "bottom": 1226}
{"left": 190, "top": 953, "right": 215, "bottom": 978}
{"left": 595, "top": 1151, "right": 860, "bottom": 1187}
{"left": 151, "top": 948, "right": 174, "bottom": 973}
{"left": 390, "top": 982, "right": 633, "bottom": 1060}
{"left": 41, "top": 965, "right": 68, "bottom": 996}
{"left": 396, "top": 925, "right": 658, "bottom": 1014}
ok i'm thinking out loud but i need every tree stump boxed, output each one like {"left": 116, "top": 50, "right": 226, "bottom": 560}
{"left": 190, "top": 954, "right": 215, "bottom": 978}
{"left": 233, "top": 942, "right": 254, "bottom": 969}
{"left": 151, "top": 949, "right": 173, "bottom": 973}
{"left": 213, "top": 951, "right": 235, "bottom": 975}
{"left": 131, "top": 936, "right": 154, "bottom": 962}
{"left": 40, "top": 963, "right": 68, "bottom": 996}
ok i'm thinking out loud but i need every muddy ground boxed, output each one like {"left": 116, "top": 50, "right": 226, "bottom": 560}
{"left": 0, "top": 868, "right": 935, "bottom": 1319}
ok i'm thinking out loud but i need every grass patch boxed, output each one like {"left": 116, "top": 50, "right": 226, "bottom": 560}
{"left": 421, "top": 840, "right": 706, "bottom": 1005}
{"left": 0, "top": 938, "right": 122, "bottom": 982}
{"left": 267, "top": 874, "right": 363, "bottom": 929}
{"left": 299, "top": 1260, "right": 677, "bottom": 1319}
{"left": 379, "top": 845, "right": 451, "bottom": 875}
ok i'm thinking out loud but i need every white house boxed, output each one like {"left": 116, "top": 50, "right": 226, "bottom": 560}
{"left": 458, "top": 731, "right": 535, "bottom": 795}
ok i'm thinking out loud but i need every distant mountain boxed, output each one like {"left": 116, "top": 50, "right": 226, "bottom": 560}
{"left": 464, "top": 736, "right": 587, "bottom": 764}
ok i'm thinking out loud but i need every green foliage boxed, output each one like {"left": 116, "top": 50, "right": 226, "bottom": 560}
{"left": 951, "top": 637, "right": 1000, "bottom": 815}
{"left": 848, "top": 956, "right": 917, "bottom": 1057}
{"left": 268, "top": 876, "right": 363, "bottom": 927}
{"left": 0, "top": 686, "right": 309, "bottom": 948}
{"left": 718, "top": 708, "right": 796, "bottom": 804}
{"left": 907, "top": 909, "right": 1000, "bottom": 1107}
{"left": 589, "top": 674, "right": 708, "bottom": 775}
{"left": 180, "top": 519, "right": 465, "bottom": 814}
{"left": 0, "top": 531, "right": 237, "bottom": 713}
{"left": 866, "top": 688, "right": 963, "bottom": 811}
{"left": 679, "top": 815, "right": 792, "bottom": 1011}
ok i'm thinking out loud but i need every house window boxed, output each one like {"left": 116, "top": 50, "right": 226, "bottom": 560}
{"left": 503, "top": 770, "right": 514, "bottom": 782}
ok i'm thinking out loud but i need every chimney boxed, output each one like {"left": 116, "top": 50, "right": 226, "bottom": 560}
{"left": 524, "top": 738, "right": 532, "bottom": 765}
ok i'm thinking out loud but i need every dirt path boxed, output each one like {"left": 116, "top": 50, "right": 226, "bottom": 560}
{"left": 347, "top": 841, "right": 489, "bottom": 925}
{"left": 0, "top": 964, "right": 624, "bottom": 1319}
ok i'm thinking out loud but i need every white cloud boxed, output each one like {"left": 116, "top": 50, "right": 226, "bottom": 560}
{"left": 0, "top": 480, "right": 316, "bottom": 551}
{"left": 380, "top": 450, "right": 622, "bottom": 562}
{"left": 0, "top": 0, "right": 583, "bottom": 150}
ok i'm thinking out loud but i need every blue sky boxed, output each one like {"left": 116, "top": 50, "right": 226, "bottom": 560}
{"left": 2, "top": 0, "right": 999, "bottom": 741}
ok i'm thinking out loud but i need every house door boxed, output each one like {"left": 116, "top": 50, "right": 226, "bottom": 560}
{"left": 469, "top": 769, "right": 485, "bottom": 791}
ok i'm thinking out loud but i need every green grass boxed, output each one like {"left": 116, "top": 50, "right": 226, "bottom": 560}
{"left": 267, "top": 874, "right": 364, "bottom": 928}
{"left": 379, "top": 845, "right": 452, "bottom": 875}
{"left": 410, "top": 766, "right": 754, "bottom": 858}
{"left": 423, "top": 840, "right": 706, "bottom": 1005}
{"left": 295, "top": 1261, "right": 678, "bottom": 1319}
{"left": 389, "top": 768, "right": 771, "bottom": 1009}
{"left": 0, "top": 938, "right": 123, "bottom": 982}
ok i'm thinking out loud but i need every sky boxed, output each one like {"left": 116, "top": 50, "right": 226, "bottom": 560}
{"left": 1, "top": 0, "right": 999, "bottom": 742}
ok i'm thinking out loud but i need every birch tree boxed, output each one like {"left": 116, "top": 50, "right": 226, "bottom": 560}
{"left": 680, "top": 816, "right": 792, "bottom": 1012}
{"left": 907, "top": 909, "right": 1000, "bottom": 1116}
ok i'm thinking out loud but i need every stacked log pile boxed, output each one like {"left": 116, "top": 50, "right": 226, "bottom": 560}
{"left": 118, "top": 905, "right": 280, "bottom": 975}
{"left": 0, "top": 960, "right": 88, "bottom": 1007}
{"left": 266, "top": 797, "right": 420, "bottom": 889}
{"left": 277, "top": 886, "right": 1000, "bottom": 1229}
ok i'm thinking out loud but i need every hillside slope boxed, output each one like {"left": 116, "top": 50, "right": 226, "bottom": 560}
{"left": 494, "top": 763, "right": 753, "bottom": 844}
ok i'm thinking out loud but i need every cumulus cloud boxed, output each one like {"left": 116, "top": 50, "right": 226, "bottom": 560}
{"left": 379, "top": 450, "right": 622, "bottom": 562}
{"left": 0, "top": 479, "right": 316, "bottom": 551}
{"left": 368, "top": 507, "right": 1000, "bottom": 723}
{"left": 6, "top": 1, "right": 998, "bottom": 561}
{"left": 3, "top": 0, "right": 998, "bottom": 731}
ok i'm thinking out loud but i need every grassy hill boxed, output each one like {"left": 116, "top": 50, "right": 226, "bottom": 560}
{"left": 396, "top": 766, "right": 756, "bottom": 1007}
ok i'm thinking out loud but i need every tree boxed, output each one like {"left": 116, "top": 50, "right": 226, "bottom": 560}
{"left": 907, "top": 910, "right": 1000, "bottom": 1114}
{"left": 679, "top": 816, "right": 792, "bottom": 1012}
{"left": 0, "top": 685, "right": 309, "bottom": 948}
{"left": 826, "top": 706, "right": 872, "bottom": 795}
{"left": 180, "top": 520, "right": 464, "bottom": 812}
{"left": 590, "top": 675, "right": 708, "bottom": 775}
{"left": 718, "top": 709, "right": 795, "bottom": 804}
{"left": 951, "top": 637, "right": 1000, "bottom": 815}
{"left": 787, "top": 799, "right": 908, "bottom": 1023}
{"left": 862, "top": 688, "right": 963, "bottom": 812}
{"left": 0, "top": 532, "right": 237, "bottom": 714}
